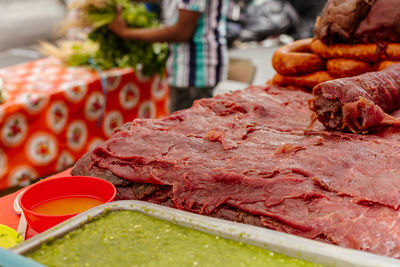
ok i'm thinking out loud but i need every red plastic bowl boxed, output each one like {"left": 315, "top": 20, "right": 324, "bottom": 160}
{"left": 19, "top": 176, "right": 116, "bottom": 233}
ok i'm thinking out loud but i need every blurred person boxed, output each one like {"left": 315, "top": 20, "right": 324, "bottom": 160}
{"left": 108, "top": 0, "right": 228, "bottom": 112}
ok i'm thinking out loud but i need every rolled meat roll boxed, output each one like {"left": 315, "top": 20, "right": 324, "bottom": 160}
{"left": 309, "top": 63, "right": 400, "bottom": 133}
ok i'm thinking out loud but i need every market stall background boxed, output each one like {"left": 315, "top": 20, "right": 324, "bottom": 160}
{"left": 0, "top": 58, "right": 169, "bottom": 191}
{"left": 4, "top": 0, "right": 400, "bottom": 265}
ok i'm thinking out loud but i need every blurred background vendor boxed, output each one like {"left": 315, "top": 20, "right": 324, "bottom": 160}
{"left": 109, "top": 0, "right": 228, "bottom": 112}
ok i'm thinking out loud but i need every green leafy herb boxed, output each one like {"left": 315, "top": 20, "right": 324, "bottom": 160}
{"left": 71, "top": 0, "right": 167, "bottom": 77}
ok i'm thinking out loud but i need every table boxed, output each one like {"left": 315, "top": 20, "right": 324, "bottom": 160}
{"left": 0, "top": 58, "right": 169, "bottom": 190}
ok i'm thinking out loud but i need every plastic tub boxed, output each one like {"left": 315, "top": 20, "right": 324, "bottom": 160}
{"left": 19, "top": 176, "right": 116, "bottom": 233}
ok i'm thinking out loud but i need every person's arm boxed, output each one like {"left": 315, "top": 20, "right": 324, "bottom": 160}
{"left": 108, "top": 5, "right": 201, "bottom": 43}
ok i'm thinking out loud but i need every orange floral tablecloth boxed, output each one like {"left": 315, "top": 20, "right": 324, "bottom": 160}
{"left": 0, "top": 57, "right": 170, "bottom": 190}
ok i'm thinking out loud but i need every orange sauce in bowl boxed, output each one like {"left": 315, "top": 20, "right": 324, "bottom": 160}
{"left": 31, "top": 197, "right": 105, "bottom": 216}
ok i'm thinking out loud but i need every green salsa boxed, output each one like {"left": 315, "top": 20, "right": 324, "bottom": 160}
{"left": 27, "top": 211, "right": 322, "bottom": 267}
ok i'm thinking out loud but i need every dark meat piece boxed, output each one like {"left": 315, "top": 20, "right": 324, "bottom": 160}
{"left": 314, "top": 0, "right": 400, "bottom": 44}
{"left": 355, "top": 0, "right": 400, "bottom": 43}
{"left": 310, "top": 63, "right": 400, "bottom": 133}
{"left": 314, "top": 0, "right": 374, "bottom": 44}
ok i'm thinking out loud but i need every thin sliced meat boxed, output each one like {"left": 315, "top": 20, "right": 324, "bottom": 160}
{"left": 72, "top": 85, "right": 400, "bottom": 258}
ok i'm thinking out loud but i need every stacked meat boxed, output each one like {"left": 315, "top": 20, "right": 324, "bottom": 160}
{"left": 272, "top": 0, "right": 400, "bottom": 90}
{"left": 70, "top": 0, "right": 400, "bottom": 259}
{"left": 271, "top": 38, "right": 333, "bottom": 90}
{"left": 73, "top": 85, "right": 400, "bottom": 259}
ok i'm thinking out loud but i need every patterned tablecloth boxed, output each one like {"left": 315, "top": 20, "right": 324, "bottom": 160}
{"left": 0, "top": 57, "right": 170, "bottom": 190}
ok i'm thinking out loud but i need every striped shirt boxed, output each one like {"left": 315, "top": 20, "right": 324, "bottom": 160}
{"left": 163, "top": 0, "right": 228, "bottom": 88}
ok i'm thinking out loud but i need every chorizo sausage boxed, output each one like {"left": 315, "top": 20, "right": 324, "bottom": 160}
{"left": 272, "top": 71, "right": 333, "bottom": 89}
{"left": 386, "top": 44, "right": 400, "bottom": 60}
{"left": 310, "top": 39, "right": 380, "bottom": 62}
{"left": 377, "top": 60, "right": 400, "bottom": 71}
{"left": 272, "top": 39, "right": 326, "bottom": 76}
{"left": 326, "top": 58, "right": 373, "bottom": 78}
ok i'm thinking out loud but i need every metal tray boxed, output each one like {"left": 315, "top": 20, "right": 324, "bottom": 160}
{"left": 11, "top": 200, "right": 400, "bottom": 267}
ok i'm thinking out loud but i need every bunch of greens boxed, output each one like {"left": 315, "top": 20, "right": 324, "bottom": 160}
{"left": 69, "top": 0, "right": 167, "bottom": 77}
{"left": 38, "top": 40, "right": 99, "bottom": 67}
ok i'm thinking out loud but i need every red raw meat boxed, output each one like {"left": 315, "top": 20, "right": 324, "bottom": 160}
{"left": 310, "top": 63, "right": 400, "bottom": 133}
{"left": 72, "top": 85, "right": 400, "bottom": 258}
